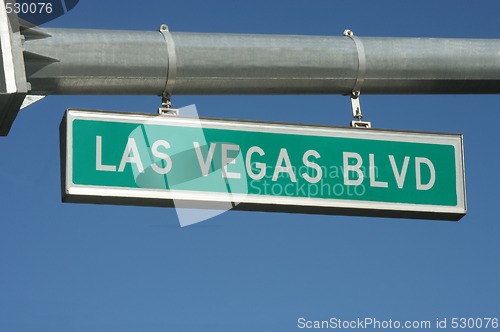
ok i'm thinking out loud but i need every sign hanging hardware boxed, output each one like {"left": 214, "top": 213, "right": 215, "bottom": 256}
{"left": 158, "top": 23, "right": 179, "bottom": 116}
{"left": 349, "top": 91, "right": 371, "bottom": 128}
{"left": 158, "top": 95, "right": 180, "bottom": 116}
{"left": 344, "top": 29, "right": 371, "bottom": 128}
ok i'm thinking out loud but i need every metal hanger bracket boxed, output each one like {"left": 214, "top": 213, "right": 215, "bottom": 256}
{"left": 349, "top": 91, "right": 371, "bottom": 128}
{"left": 344, "top": 30, "right": 371, "bottom": 128}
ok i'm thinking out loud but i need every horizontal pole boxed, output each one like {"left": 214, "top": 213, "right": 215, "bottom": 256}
{"left": 23, "top": 27, "right": 500, "bottom": 96}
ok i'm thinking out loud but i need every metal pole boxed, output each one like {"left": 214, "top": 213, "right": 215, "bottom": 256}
{"left": 23, "top": 27, "right": 500, "bottom": 96}
{"left": 2, "top": 13, "right": 500, "bottom": 136}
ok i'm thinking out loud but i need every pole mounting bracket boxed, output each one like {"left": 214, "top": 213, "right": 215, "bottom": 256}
{"left": 343, "top": 29, "right": 366, "bottom": 95}
{"left": 159, "top": 24, "right": 177, "bottom": 105}
{"left": 158, "top": 24, "right": 179, "bottom": 116}
{"left": 344, "top": 30, "right": 371, "bottom": 128}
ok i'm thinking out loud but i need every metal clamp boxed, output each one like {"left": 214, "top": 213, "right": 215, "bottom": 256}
{"left": 343, "top": 29, "right": 366, "bottom": 94}
{"left": 159, "top": 24, "right": 177, "bottom": 103}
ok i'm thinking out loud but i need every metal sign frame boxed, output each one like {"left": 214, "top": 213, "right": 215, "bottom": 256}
{"left": 61, "top": 109, "right": 466, "bottom": 221}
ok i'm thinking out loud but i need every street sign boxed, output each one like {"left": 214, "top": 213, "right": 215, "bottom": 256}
{"left": 61, "top": 109, "right": 466, "bottom": 221}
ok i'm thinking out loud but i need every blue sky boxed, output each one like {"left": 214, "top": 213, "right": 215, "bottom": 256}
{"left": 1, "top": 0, "right": 500, "bottom": 331}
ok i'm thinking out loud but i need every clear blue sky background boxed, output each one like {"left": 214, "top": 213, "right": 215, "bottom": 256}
{"left": 1, "top": 0, "right": 500, "bottom": 331}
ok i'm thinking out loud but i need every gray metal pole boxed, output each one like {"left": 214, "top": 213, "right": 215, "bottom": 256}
{"left": 2, "top": 16, "right": 500, "bottom": 136}
{"left": 23, "top": 27, "right": 500, "bottom": 96}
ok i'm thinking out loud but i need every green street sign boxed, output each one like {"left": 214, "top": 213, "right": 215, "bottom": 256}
{"left": 61, "top": 109, "right": 466, "bottom": 221}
